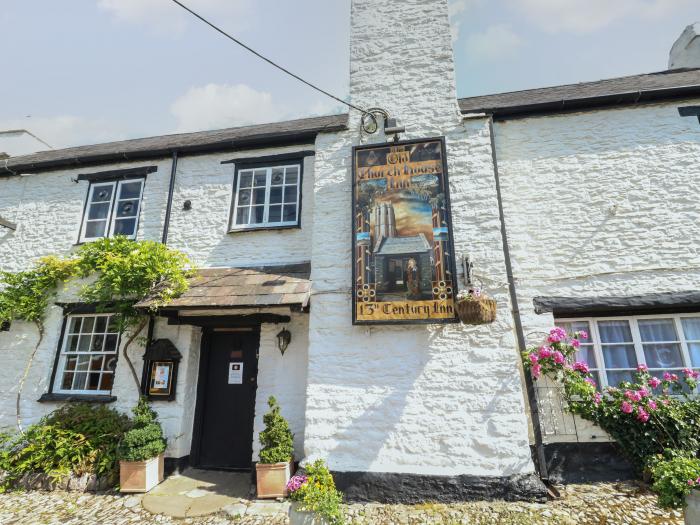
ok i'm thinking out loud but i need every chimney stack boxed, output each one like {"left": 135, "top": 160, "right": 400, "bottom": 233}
{"left": 669, "top": 23, "right": 700, "bottom": 70}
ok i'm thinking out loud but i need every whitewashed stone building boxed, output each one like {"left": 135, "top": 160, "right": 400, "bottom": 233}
{"left": 1, "top": 0, "right": 699, "bottom": 501}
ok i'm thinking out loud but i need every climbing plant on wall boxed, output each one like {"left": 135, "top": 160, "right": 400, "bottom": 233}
{"left": 0, "top": 237, "right": 192, "bottom": 431}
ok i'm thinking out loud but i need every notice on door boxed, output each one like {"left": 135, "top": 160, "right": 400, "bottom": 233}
{"left": 228, "top": 362, "right": 243, "bottom": 384}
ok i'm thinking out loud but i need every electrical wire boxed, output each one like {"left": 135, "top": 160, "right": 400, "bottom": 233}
{"left": 169, "top": 0, "right": 368, "bottom": 117}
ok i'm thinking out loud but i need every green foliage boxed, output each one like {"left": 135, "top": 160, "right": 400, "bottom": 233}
{"left": 0, "top": 237, "right": 192, "bottom": 333}
{"left": 650, "top": 451, "right": 700, "bottom": 509}
{"left": 0, "top": 256, "right": 78, "bottom": 326}
{"left": 117, "top": 398, "right": 166, "bottom": 462}
{"left": 289, "top": 459, "right": 344, "bottom": 525}
{"left": 259, "top": 396, "right": 294, "bottom": 464}
{"left": 0, "top": 403, "right": 131, "bottom": 492}
{"left": 44, "top": 403, "right": 132, "bottom": 477}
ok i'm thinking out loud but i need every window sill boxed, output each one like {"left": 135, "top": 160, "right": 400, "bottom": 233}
{"left": 38, "top": 393, "right": 117, "bottom": 404}
{"left": 228, "top": 224, "right": 301, "bottom": 234}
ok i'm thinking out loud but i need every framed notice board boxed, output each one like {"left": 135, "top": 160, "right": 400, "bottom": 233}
{"left": 351, "top": 137, "right": 458, "bottom": 325}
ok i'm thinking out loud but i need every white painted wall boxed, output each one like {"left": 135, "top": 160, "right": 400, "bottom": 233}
{"left": 669, "top": 22, "right": 700, "bottom": 69}
{"left": 496, "top": 98, "right": 700, "bottom": 443}
{"left": 303, "top": 0, "right": 535, "bottom": 477}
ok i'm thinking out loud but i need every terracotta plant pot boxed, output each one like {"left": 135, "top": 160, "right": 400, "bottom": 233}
{"left": 256, "top": 461, "right": 294, "bottom": 499}
{"left": 289, "top": 502, "right": 328, "bottom": 525}
{"left": 119, "top": 453, "right": 164, "bottom": 493}
{"left": 456, "top": 297, "right": 497, "bottom": 325}
{"left": 686, "top": 490, "right": 700, "bottom": 525}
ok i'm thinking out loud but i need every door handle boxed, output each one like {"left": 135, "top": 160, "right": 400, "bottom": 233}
{"left": 249, "top": 377, "right": 256, "bottom": 383}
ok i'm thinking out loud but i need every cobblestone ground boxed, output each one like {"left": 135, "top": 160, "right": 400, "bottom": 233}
{"left": 0, "top": 481, "right": 685, "bottom": 525}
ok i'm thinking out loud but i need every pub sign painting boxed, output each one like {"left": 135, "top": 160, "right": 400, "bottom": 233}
{"left": 352, "top": 137, "right": 458, "bottom": 324}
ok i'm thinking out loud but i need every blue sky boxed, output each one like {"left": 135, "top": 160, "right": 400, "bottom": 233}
{"left": 0, "top": 0, "right": 697, "bottom": 154}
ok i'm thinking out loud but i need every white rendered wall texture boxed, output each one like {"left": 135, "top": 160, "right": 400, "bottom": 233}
{"left": 304, "top": 0, "right": 535, "bottom": 477}
{"left": 0, "top": 147, "right": 313, "bottom": 459}
{"left": 495, "top": 99, "right": 700, "bottom": 443}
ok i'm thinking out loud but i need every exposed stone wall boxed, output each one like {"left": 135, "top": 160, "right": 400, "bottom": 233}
{"left": 304, "top": 0, "right": 536, "bottom": 478}
{"left": 495, "top": 99, "right": 700, "bottom": 443}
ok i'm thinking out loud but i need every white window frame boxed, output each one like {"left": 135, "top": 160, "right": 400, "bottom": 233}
{"left": 557, "top": 313, "right": 700, "bottom": 389}
{"left": 79, "top": 179, "right": 145, "bottom": 242}
{"left": 229, "top": 164, "right": 301, "bottom": 231}
{"left": 52, "top": 313, "right": 120, "bottom": 396}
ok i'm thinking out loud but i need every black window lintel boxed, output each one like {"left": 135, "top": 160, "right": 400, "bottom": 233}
{"left": 76, "top": 165, "right": 157, "bottom": 182}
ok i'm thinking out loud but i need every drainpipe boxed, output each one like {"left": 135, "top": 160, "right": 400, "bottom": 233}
{"left": 488, "top": 117, "right": 549, "bottom": 481}
{"left": 162, "top": 151, "right": 179, "bottom": 245}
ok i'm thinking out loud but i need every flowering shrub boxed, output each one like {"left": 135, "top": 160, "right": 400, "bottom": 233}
{"left": 286, "top": 459, "right": 344, "bottom": 525}
{"left": 649, "top": 451, "right": 700, "bottom": 509}
{"left": 523, "top": 328, "right": 700, "bottom": 508}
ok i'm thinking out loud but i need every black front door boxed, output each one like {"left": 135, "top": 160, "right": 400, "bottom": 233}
{"left": 192, "top": 328, "right": 260, "bottom": 470}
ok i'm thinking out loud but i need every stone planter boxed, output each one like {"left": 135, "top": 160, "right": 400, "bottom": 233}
{"left": 119, "top": 453, "right": 164, "bottom": 493}
{"left": 256, "top": 460, "right": 294, "bottom": 499}
{"left": 1, "top": 471, "right": 114, "bottom": 492}
{"left": 288, "top": 502, "right": 328, "bottom": 525}
{"left": 686, "top": 490, "right": 700, "bottom": 525}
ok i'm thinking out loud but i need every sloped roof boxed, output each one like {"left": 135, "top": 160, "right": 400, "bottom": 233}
{"left": 136, "top": 262, "right": 311, "bottom": 310}
{"left": 0, "top": 114, "right": 348, "bottom": 175}
{"left": 458, "top": 68, "right": 700, "bottom": 119}
{"left": 375, "top": 234, "right": 431, "bottom": 255}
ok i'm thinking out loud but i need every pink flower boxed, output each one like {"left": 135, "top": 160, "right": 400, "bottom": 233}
{"left": 697, "top": 477, "right": 700, "bottom": 485}
{"left": 663, "top": 372, "right": 679, "bottom": 382}
{"left": 286, "top": 475, "right": 308, "bottom": 493}
{"left": 553, "top": 351, "right": 565, "bottom": 365}
{"left": 548, "top": 327, "right": 567, "bottom": 343}
{"left": 576, "top": 330, "right": 589, "bottom": 340}
{"left": 538, "top": 346, "right": 553, "bottom": 358}
{"left": 683, "top": 368, "right": 700, "bottom": 379}
{"left": 648, "top": 377, "right": 662, "bottom": 388}
{"left": 662, "top": 399, "right": 670, "bottom": 406}
{"left": 636, "top": 364, "right": 648, "bottom": 373}
{"left": 532, "top": 363, "right": 542, "bottom": 379}
{"left": 624, "top": 390, "right": 641, "bottom": 402}
{"left": 636, "top": 407, "right": 650, "bottom": 423}
{"left": 573, "top": 361, "right": 589, "bottom": 374}
{"left": 529, "top": 353, "right": 539, "bottom": 365}
{"left": 571, "top": 339, "right": 580, "bottom": 348}
{"left": 585, "top": 377, "right": 597, "bottom": 387}
{"left": 637, "top": 388, "right": 649, "bottom": 398}
{"left": 647, "top": 400, "right": 657, "bottom": 411}
{"left": 689, "top": 480, "right": 696, "bottom": 486}
{"left": 621, "top": 401, "right": 633, "bottom": 414}
{"left": 594, "top": 392, "right": 602, "bottom": 405}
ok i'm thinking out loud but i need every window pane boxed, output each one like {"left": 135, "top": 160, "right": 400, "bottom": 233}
{"left": 283, "top": 205, "right": 297, "bottom": 222}
{"left": 607, "top": 370, "right": 635, "bottom": 387}
{"left": 65, "top": 356, "right": 77, "bottom": 371}
{"left": 598, "top": 320, "right": 633, "bottom": 343}
{"left": 107, "top": 316, "right": 119, "bottom": 332}
{"left": 239, "top": 172, "right": 253, "bottom": 188}
{"left": 575, "top": 346, "right": 597, "bottom": 368}
{"left": 104, "top": 334, "right": 118, "bottom": 352}
{"left": 116, "top": 200, "right": 139, "bottom": 218}
{"left": 73, "top": 371, "right": 88, "bottom": 390}
{"left": 61, "top": 373, "right": 74, "bottom": 390}
{"left": 99, "top": 373, "right": 114, "bottom": 391}
{"left": 688, "top": 343, "right": 700, "bottom": 367}
{"left": 252, "top": 206, "right": 265, "bottom": 224}
{"left": 68, "top": 317, "right": 82, "bottom": 334}
{"left": 88, "top": 202, "right": 110, "bottom": 220}
{"left": 237, "top": 189, "right": 251, "bottom": 205}
{"left": 271, "top": 168, "right": 284, "bottom": 185}
{"left": 89, "top": 355, "right": 104, "bottom": 371}
{"left": 235, "top": 207, "right": 250, "bottom": 225}
{"left": 268, "top": 205, "right": 282, "bottom": 223}
{"left": 118, "top": 181, "right": 142, "bottom": 199}
{"left": 638, "top": 319, "right": 678, "bottom": 342}
{"left": 253, "top": 188, "right": 266, "bottom": 205}
{"left": 76, "top": 355, "right": 91, "bottom": 370}
{"left": 113, "top": 218, "right": 137, "bottom": 236}
{"left": 284, "top": 186, "right": 297, "bottom": 203}
{"left": 91, "top": 185, "right": 113, "bottom": 202}
{"left": 91, "top": 335, "right": 105, "bottom": 352}
{"left": 67, "top": 335, "right": 79, "bottom": 352}
{"left": 682, "top": 318, "right": 700, "bottom": 340}
{"left": 106, "top": 356, "right": 118, "bottom": 372}
{"left": 86, "top": 373, "right": 101, "bottom": 390}
{"left": 285, "top": 167, "right": 299, "bottom": 184}
{"left": 254, "top": 171, "right": 267, "bottom": 186}
{"left": 643, "top": 343, "right": 683, "bottom": 368}
{"left": 602, "top": 344, "right": 637, "bottom": 369}
{"left": 85, "top": 221, "right": 107, "bottom": 239}
{"left": 269, "top": 187, "right": 283, "bottom": 204}
{"left": 94, "top": 317, "right": 107, "bottom": 333}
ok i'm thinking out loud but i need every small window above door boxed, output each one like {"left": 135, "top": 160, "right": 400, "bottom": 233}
{"left": 79, "top": 178, "right": 145, "bottom": 242}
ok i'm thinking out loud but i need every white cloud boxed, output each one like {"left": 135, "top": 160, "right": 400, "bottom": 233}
{"left": 465, "top": 24, "right": 523, "bottom": 61}
{"left": 448, "top": 0, "right": 479, "bottom": 43}
{"left": 508, "top": 0, "right": 694, "bottom": 34}
{"left": 0, "top": 116, "right": 121, "bottom": 155}
{"left": 97, "top": 0, "right": 250, "bottom": 34}
{"left": 170, "top": 83, "right": 281, "bottom": 132}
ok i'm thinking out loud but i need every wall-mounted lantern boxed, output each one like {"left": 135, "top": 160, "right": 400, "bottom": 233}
{"left": 276, "top": 328, "right": 291, "bottom": 355}
{"left": 141, "top": 339, "right": 182, "bottom": 401}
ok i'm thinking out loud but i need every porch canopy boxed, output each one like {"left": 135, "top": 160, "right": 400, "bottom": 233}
{"left": 136, "top": 262, "right": 311, "bottom": 326}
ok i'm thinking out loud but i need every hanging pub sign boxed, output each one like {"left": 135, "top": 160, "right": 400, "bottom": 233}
{"left": 352, "top": 137, "right": 458, "bottom": 325}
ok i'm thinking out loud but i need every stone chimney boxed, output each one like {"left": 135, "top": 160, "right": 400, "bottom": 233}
{"left": 669, "top": 22, "right": 700, "bottom": 70}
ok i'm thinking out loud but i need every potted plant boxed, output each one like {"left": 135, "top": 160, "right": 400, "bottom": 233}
{"left": 650, "top": 452, "right": 700, "bottom": 525}
{"left": 117, "top": 397, "right": 166, "bottom": 493}
{"left": 455, "top": 287, "right": 497, "bottom": 325}
{"left": 256, "top": 396, "right": 295, "bottom": 498}
{"left": 287, "top": 459, "right": 344, "bottom": 525}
